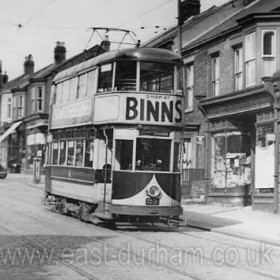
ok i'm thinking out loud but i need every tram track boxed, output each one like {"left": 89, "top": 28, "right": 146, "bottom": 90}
{"left": 0, "top": 196, "right": 279, "bottom": 280}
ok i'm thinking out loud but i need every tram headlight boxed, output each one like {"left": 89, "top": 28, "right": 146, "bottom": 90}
{"left": 147, "top": 185, "right": 161, "bottom": 198}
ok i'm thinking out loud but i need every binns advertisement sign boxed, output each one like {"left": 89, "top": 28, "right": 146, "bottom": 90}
{"left": 94, "top": 93, "right": 184, "bottom": 127}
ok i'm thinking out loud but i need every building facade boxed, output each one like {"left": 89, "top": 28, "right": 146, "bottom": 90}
{"left": 144, "top": 0, "right": 280, "bottom": 211}
{"left": 0, "top": 40, "right": 109, "bottom": 173}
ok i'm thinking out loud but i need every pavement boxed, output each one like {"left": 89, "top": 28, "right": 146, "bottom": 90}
{"left": 182, "top": 204, "right": 280, "bottom": 247}
{"left": 6, "top": 173, "right": 280, "bottom": 246}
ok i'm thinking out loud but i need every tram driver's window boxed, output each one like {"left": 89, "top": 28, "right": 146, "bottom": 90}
{"left": 97, "top": 63, "right": 113, "bottom": 92}
{"left": 136, "top": 138, "right": 171, "bottom": 171}
{"left": 115, "top": 140, "right": 133, "bottom": 170}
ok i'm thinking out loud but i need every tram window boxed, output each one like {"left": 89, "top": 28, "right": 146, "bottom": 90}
{"left": 52, "top": 142, "right": 59, "bottom": 165}
{"left": 115, "top": 61, "right": 137, "bottom": 91}
{"left": 67, "top": 140, "right": 75, "bottom": 166}
{"left": 59, "top": 141, "right": 66, "bottom": 165}
{"left": 140, "top": 62, "right": 174, "bottom": 93}
{"left": 85, "top": 140, "right": 94, "bottom": 167}
{"left": 136, "top": 138, "right": 171, "bottom": 171}
{"left": 77, "top": 74, "right": 87, "bottom": 98}
{"left": 115, "top": 140, "right": 133, "bottom": 170}
{"left": 61, "top": 80, "right": 70, "bottom": 102}
{"left": 56, "top": 83, "right": 63, "bottom": 103}
{"left": 97, "top": 63, "right": 113, "bottom": 92}
{"left": 69, "top": 77, "right": 78, "bottom": 101}
{"left": 75, "top": 140, "right": 84, "bottom": 167}
{"left": 86, "top": 70, "right": 97, "bottom": 95}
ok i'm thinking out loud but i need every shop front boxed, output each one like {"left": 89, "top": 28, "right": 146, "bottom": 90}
{"left": 25, "top": 119, "right": 48, "bottom": 173}
{"left": 200, "top": 86, "right": 276, "bottom": 209}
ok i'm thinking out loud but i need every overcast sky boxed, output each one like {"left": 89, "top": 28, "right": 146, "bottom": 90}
{"left": 0, "top": 0, "right": 228, "bottom": 80}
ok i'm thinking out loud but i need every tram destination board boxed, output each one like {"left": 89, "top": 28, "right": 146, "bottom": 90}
{"left": 146, "top": 197, "right": 160, "bottom": 205}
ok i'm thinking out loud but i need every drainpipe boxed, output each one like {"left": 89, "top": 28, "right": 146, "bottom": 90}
{"left": 264, "top": 77, "right": 279, "bottom": 213}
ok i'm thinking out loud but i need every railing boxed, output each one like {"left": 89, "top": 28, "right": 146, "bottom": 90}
{"left": 181, "top": 168, "right": 205, "bottom": 198}
{"left": 181, "top": 168, "right": 205, "bottom": 182}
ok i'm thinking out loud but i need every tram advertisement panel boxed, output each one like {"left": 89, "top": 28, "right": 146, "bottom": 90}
{"left": 51, "top": 97, "right": 93, "bottom": 129}
{"left": 94, "top": 93, "right": 184, "bottom": 127}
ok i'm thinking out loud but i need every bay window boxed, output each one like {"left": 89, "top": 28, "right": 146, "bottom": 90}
{"left": 245, "top": 32, "right": 256, "bottom": 86}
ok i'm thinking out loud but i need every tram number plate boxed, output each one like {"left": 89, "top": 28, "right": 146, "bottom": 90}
{"left": 146, "top": 198, "right": 159, "bottom": 206}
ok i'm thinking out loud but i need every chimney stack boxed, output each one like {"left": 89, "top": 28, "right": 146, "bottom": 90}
{"left": 54, "top": 41, "right": 66, "bottom": 64}
{"left": 180, "top": 0, "right": 200, "bottom": 24}
{"left": 24, "top": 55, "right": 34, "bottom": 75}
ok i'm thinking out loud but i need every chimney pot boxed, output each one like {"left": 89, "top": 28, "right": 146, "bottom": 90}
{"left": 24, "top": 54, "right": 34, "bottom": 75}
{"left": 54, "top": 41, "right": 66, "bottom": 64}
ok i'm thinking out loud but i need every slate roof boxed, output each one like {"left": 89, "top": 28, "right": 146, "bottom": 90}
{"left": 184, "top": 0, "right": 280, "bottom": 51}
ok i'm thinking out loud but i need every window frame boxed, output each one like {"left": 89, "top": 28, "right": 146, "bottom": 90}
{"left": 185, "top": 62, "right": 194, "bottom": 112}
{"left": 233, "top": 45, "right": 243, "bottom": 91}
{"left": 244, "top": 32, "right": 256, "bottom": 87}
{"left": 211, "top": 53, "right": 220, "bottom": 96}
{"left": 261, "top": 30, "right": 276, "bottom": 78}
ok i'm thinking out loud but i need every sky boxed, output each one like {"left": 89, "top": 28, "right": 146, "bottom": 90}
{"left": 0, "top": 0, "right": 228, "bottom": 80}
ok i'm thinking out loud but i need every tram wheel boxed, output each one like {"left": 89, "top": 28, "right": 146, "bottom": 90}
{"left": 78, "top": 203, "right": 90, "bottom": 222}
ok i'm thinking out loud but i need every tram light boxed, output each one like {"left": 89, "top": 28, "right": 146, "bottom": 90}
{"left": 147, "top": 185, "right": 161, "bottom": 198}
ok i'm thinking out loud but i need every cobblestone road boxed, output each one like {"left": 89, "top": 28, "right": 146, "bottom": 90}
{"left": 0, "top": 174, "right": 279, "bottom": 280}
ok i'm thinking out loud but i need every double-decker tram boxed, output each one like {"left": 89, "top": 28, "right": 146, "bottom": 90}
{"left": 45, "top": 47, "right": 185, "bottom": 225}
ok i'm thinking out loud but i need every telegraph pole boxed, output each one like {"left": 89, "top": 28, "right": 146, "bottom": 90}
{"left": 177, "top": 0, "right": 183, "bottom": 57}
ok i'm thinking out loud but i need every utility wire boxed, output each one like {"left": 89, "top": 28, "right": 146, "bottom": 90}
{"left": 22, "top": 0, "right": 57, "bottom": 27}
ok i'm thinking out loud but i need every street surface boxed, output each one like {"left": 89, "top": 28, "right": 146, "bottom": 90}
{"left": 0, "top": 174, "right": 279, "bottom": 280}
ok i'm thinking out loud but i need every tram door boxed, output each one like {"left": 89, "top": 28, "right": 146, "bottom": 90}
{"left": 96, "top": 129, "right": 113, "bottom": 213}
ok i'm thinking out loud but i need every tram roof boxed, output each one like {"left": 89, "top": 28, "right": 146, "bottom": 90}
{"left": 54, "top": 47, "right": 182, "bottom": 82}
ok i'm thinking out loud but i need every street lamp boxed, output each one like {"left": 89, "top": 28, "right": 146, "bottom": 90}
{"left": 264, "top": 70, "right": 280, "bottom": 213}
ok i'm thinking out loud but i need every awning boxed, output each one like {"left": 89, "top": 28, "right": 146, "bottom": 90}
{"left": 0, "top": 121, "right": 22, "bottom": 143}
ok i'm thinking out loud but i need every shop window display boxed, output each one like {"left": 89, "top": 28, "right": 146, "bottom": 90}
{"left": 211, "top": 131, "right": 251, "bottom": 188}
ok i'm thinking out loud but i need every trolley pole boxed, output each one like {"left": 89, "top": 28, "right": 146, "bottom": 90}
{"left": 177, "top": 0, "right": 183, "bottom": 57}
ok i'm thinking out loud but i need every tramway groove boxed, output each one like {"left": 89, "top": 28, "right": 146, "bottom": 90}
{"left": 0, "top": 224, "right": 101, "bottom": 280}
{"left": 1, "top": 195, "right": 279, "bottom": 280}
{"left": 117, "top": 229, "right": 280, "bottom": 280}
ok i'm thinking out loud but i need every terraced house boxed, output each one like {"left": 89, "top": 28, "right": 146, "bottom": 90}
{"left": 0, "top": 40, "right": 110, "bottom": 174}
{"left": 144, "top": 0, "right": 280, "bottom": 212}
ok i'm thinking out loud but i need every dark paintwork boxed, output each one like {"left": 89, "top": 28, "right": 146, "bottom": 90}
{"left": 112, "top": 171, "right": 181, "bottom": 201}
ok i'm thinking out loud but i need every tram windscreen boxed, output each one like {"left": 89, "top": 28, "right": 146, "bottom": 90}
{"left": 140, "top": 62, "right": 174, "bottom": 93}
{"left": 136, "top": 138, "right": 171, "bottom": 171}
{"left": 115, "top": 61, "right": 137, "bottom": 91}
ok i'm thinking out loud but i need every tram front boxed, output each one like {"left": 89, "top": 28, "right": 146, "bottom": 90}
{"left": 93, "top": 48, "right": 184, "bottom": 221}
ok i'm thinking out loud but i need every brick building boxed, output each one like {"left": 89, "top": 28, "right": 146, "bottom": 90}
{"left": 144, "top": 0, "right": 280, "bottom": 212}
{"left": 0, "top": 40, "right": 109, "bottom": 173}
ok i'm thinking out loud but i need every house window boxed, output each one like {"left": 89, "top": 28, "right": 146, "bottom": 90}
{"left": 234, "top": 46, "right": 243, "bottom": 91}
{"left": 185, "top": 63, "right": 194, "bottom": 111}
{"left": 211, "top": 55, "right": 220, "bottom": 96}
{"left": 262, "top": 30, "right": 276, "bottom": 77}
{"left": 31, "top": 86, "right": 45, "bottom": 112}
{"left": 7, "top": 97, "right": 12, "bottom": 119}
{"left": 245, "top": 32, "right": 256, "bottom": 86}
{"left": 17, "top": 95, "right": 24, "bottom": 118}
